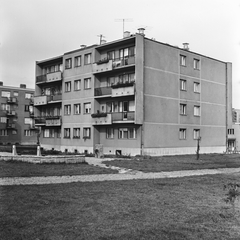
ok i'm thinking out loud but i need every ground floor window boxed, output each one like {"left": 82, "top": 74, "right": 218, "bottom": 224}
{"left": 118, "top": 127, "right": 136, "bottom": 139}
{"left": 193, "top": 129, "right": 200, "bottom": 139}
{"left": 73, "top": 128, "right": 80, "bottom": 138}
{"left": 179, "top": 128, "right": 186, "bottom": 140}
{"left": 43, "top": 129, "right": 55, "bottom": 138}
{"left": 83, "top": 128, "right": 91, "bottom": 139}
{"left": 106, "top": 128, "right": 114, "bottom": 139}
{"left": 0, "top": 129, "right": 8, "bottom": 136}
{"left": 64, "top": 128, "right": 71, "bottom": 138}
{"left": 24, "top": 130, "right": 32, "bottom": 136}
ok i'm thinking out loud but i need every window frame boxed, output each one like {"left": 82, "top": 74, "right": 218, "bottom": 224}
{"left": 84, "top": 78, "right": 91, "bottom": 89}
{"left": 193, "top": 59, "right": 200, "bottom": 70}
{"left": 74, "top": 56, "right": 81, "bottom": 67}
{"left": 65, "top": 81, "right": 71, "bottom": 92}
{"left": 74, "top": 80, "right": 81, "bottom": 91}
{"left": 64, "top": 104, "right": 71, "bottom": 115}
{"left": 74, "top": 103, "right": 81, "bottom": 115}
{"left": 180, "top": 79, "right": 187, "bottom": 91}
{"left": 84, "top": 53, "right": 92, "bottom": 65}
{"left": 180, "top": 55, "right": 186, "bottom": 66}
{"left": 106, "top": 128, "right": 114, "bottom": 139}
{"left": 179, "top": 128, "right": 186, "bottom": 140}
{"left": 84, "top": 102, "right": 91, "bottom": 114}
{"left": 194, "top": 82, "right": 200, "bottom": 93}
{"left": 65, "top": 58, "right": 72, "bottom": 69}
{"left": 83, "top": 127, "right": 91, "bottom": 139}
{"left": 193, "top": 129, "right": 200, "bottom": 140}
{"left": 73, "top": 128, "right": 80, "bottom": 139}
{"left": 180, "top": 103, "right": 187, "bottom": 115}
{"left": 194, "top": 105, "right": 200, "bottom": 116}
{"left": 64, "top": 128, "right": 71, "bottom": 139}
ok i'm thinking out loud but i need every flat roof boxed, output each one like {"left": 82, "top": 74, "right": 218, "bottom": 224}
{"left": 0, "top": 85, "right": 35, "bottom": 91}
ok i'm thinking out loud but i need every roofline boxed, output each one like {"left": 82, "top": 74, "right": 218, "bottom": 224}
{"left": 64, "top": 44, "right": 98, "bottom": 55}
{"left": 0, "top": 85, "right": 35, "bottom": 91}
{"left": 36, "top": 55, "right": 63, "bottom": 64}
{"left": 144, "top": 37, "right": 230, "bottom": 64}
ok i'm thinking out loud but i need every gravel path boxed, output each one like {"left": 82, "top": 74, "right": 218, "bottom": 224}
{"left": 1, "top": 167, "right": 240, "bottom": 186}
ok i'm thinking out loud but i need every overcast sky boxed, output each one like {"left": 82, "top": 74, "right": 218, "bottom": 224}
{"left": 0, "top": 0, "right": 240, "bottom": 107}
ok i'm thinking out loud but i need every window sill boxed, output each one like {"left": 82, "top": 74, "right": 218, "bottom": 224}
{"left": 180, "top": 114, "right": 187, "bottom": 116}
{"left": 180, "top": 89, "right": 187, "bottom": 92}
{"left": 194, "top": 91, "right": 200, "bottom": 94}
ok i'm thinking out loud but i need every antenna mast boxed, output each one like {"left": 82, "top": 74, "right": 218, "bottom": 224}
{"left": 97, "top": 34, "right": 105, "bottom": 45}
{"left": 115, "top": 18, "right": 133, "bottom": 37}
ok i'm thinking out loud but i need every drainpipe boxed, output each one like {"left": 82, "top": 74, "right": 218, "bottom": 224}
{"left": 226, "top": 63, "right": 228, "bottom": 152}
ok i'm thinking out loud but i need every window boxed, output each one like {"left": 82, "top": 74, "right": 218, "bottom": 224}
{"left": 56, "top": 129, "right": 61, "bottom": 138}
{"left": 25, "top": 93, "right": 32, "bottom": 99}
{"left": 84, "top": 53, "right": 92, "bottom": 65}
{"left": 24, "top": 130, "right": 32, "bottom": 136}
{"left": 0, "top": 117, "right": 7, "bottom": 123}
{"left": 64, "top": 128, "right": 71, "bottom": 138}
{"left": 107, "top": 50, "right": 115, "bottom": 60}
{"left": 74, "top": 56, "right": 81, "bottom": 67}
{"left": 106, "top": 128, "right": 114, "bottom": 139}
{"left": 13, "top": 92, "right": 18, "bottom": 96}
{"left": 84, "top": 78, "right": 91, "bottom": 89}
{"left": 73, "top": 128, "right": 80, "bottom": 138}
{"left": 180, "top": 79, "right": 186, "bottom": 91}
{"left": 118, "top": 128, "right": 137, "bottom": 139}
{"left": 193, "top": 59, "right": 200, "bottom": 70}
{"left": 180, "top": 104, "right": 187, "bottom": 115}
{"left": 83, "top": 127, "right": 91, "bottom": 139}
{"left": 1, "top": 103, "right": 10, "bottom": 111}
{"left": 180, "top": 55, "right": 186, "bottom": 66}
{"left": 84, "top": 102, "right": 91, "bottom": 114}
{"left": 74, "top": 104, "right": 81, "bottom": 115}
{"left": 179, "top": 129, "right": 186, "bottom": 140}
{"left": 193, "top": 129, "right": 200, "bottom": 139}
{"left": 12, "top": 130, "right": 17, "bottom": 135}
{"left": 65, "top": 58, "right": 72, "bottom": 69}
{"left": 64, "top": 105, "right": 71, "bottom": 115}
{"left": 228, "top": 129, "right": 234, "bottom": 135}
{"left": 25, "top": 105, "right": 30, "bottom": 112}
{"left": 24, "top": 118, "right": 33, "bottom": 125}
{"left": 194, "top": 106, "right": 200, "bottom": 116}
{"left": 65, "top": 81, "right": 71, "bottom": 92}
{"left": 194, "top": 82, "right": 200, "bottom": 93}
{"left": 1, "top": 91, "right": 10, "bottom": 98}
{"left": 74, "top": 80, "right": 81, "bottom": 91}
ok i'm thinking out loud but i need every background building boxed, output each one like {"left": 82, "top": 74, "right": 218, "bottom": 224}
{"left": 0, "top": 82, "right": 36, "bottom": 145}
{"left": 34, "top": 31, "right": 232, "bottom": 156}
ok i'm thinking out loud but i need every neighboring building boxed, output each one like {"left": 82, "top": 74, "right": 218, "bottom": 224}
{"left": 0, "top": 82, "right": 36, "bottom": 145}
{"left": 34, "top": 30, "right": 232, "bottom": 156}
{"left": 228, "top": 108, "right": 240, "bottom": 151}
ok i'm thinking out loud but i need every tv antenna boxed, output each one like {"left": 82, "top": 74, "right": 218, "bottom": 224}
{"left": 115, "top": 18, "right": 133, "bottom": 37}
{"left": 97, "top": 34, "right": 106, "bottom": 45}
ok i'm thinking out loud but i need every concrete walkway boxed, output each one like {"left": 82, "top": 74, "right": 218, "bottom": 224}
{"left": 1, "top": 155, "right": 240, "bottom": 186}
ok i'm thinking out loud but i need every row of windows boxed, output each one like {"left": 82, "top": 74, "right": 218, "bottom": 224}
{"left": 180, "top": 80, "right": 200, "bottom": 93}
{"left": 65, "top": 53, "right": 92, "bottom": 69}
{"left": 1, "top": 91, "right": 33, "bottom": 99}
{"left": 180, "top": 104, "right": 200, "bottom": 116}
{"left": 180, "top": 55, "right": 200, "bottom": 70}
{"left": 179, "top": 129, "right": 200, "bottom": 140}
{"left": 43, "top": 63, "right": 62, "bottom": 74}
{"left": 64, "top": 103, "right": 90, "bottom": 115}
{"left": 65, "top": 78, "right": 91, "bottom": 92}
{"left": 0, "top": 129, "right": 35, "bottom": 136}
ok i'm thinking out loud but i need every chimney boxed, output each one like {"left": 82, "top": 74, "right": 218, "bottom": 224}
{"left": 80, "top": 45, "right": 87, "bottom": 49}
{"left": 183, "top": 43, "right": 190, "bottom": 51}
{"left": 0, "top": 81, "right": 3, "bottom": 86}
{"left": 100, "top": 39, "right": 107, "bottom": 45}
{"left": 138, "top": 28, "right": 145, "bottom": 36}
{"left": 123, "top": 31, "right": 130, "bottom": 38}
{"left": 20, "top": 84, "right": 26, "bottom": 89}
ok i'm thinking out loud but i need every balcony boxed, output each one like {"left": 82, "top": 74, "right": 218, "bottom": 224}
{"left": 7, "top": 97, "right": 18, "bottom": 104}
{"left": 29, "top": 123, "right": 37, "bottom": 130}
{"left": 112, "top": 56, "right": 135, "bottom": 69}
{"left": 36, "top": 71, "right": 62, "bottom": 84}
{"left": 34, "top": 95, "right": 48, "bottom": 106}
{"left": 45, "top": 116, "right": 62, "bottom": 126}
{"left": 34, "top": 117, "right": 46, "bottom": 126}
{"left": 94, "top": 87, "right": 112, "bottom": 97}
{"left": 48, "top": 94, "right": 62, "bottom": 103}
{"left": 91, "top": 112, "right": 112, "bottom": 125}
{"left": 6, "top": 123, "right": 16, "bottom": 129}
{"left": 112, "top": 112, "right": 135, "bottom": 123}
{"left": 6, "top": 110, "right": 17, "bottom": 117}
{"left": 92, "top": 59, "right": 113, "bottom": 74}
{"left": 111, "top": 82, "right": 135, "bottom": 97}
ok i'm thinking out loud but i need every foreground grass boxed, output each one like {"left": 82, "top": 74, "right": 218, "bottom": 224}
{"left": 103, "top": 154, "right": 240, "bottom": 172}
{"left": 1, "top": 174, "right": 240, "bottom": 239}
{"left": 0, "top": 160, "right": 117, "bottom": 178}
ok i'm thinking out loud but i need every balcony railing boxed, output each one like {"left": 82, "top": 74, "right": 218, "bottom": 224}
{"left": 92, "top": 59, "right": 113, "bottom": 73}
{"left": 6, "top": 123, "right": 16, "bottom": 129}
{"left": 48, "top": 94, "right": 62, "bottom": 102}
{"left": 112, "top": 112, "right": 135, "bottom": 122}
{"left": 34, "top": 117, "right": 46, "bottom": 125}
{"left": 91, "top": 113, "right": 112, "bottom": 125}
{"left": 111, "top": 82, "right": 135, "bottom": 97}
{"left": 6, "top": 110, "right": 17, "bottom": 116}
{"left": 112, "top": 56, "right": 135, "bottom": 69}
{"left": 94, "top": 87, "right": 112, "bottom": 96}
{"left": 7, "top": 97, "right": 18, "bottom": 104}
{"left": 36, "top": 71, "right": 62, "bottom": 84}
{"left": 46, "top": 116, "right": 62, "bottom": 126}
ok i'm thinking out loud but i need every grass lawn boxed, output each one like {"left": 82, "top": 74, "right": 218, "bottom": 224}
{"left": 1, "top": 174, "right": 240, "bottom": 239}
{"left": 103, "top": 154, "right": 240, "bottom": 173}
{"left": 0, "top": 160, "right": 117, "bottom": 178}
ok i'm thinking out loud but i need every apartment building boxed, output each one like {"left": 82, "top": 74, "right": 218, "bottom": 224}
{"left": 0, "top": 82, "right": 36, "bottom": 145}
{"left": 34, "top": 31, "right": 232, "bottom": 156}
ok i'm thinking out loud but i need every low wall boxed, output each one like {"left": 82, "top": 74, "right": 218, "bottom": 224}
{"left": 0, "top": 155, "right": 86, "bottom": 164}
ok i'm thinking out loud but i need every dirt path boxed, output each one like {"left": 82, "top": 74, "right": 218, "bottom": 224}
{"left": 1, "top": 167, "right": 240, "bottom": 186}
